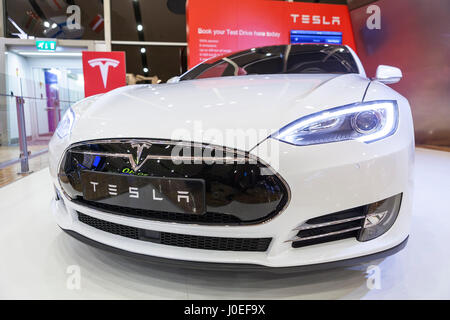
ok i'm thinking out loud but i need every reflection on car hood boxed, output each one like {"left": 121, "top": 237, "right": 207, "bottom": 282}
{"left": 71, "top": 74, "right": 370, "bottom": 151}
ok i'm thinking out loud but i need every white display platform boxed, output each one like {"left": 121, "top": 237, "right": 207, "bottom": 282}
{"left": 0, "top": 148, "right": 449, "bottom": 299}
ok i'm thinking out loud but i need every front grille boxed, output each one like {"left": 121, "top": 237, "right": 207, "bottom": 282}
{"left": 78, "top": 212, "right": 272, "bottom": 252}
{"left": 60, "top": 139, "right": 290, "bottom": 226}
{"left": 290, "top": 206, "right": 366, "bottom": 248}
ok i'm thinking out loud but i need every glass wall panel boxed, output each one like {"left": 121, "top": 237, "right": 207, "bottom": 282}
{"left": 5, "top": 0, "right": 105, "bottom": 40}
{"left": 111, "top": 0, "right": 186, "bottom": 42}
{"left": 112, "top": 44, "right": 186, "bottom": 82}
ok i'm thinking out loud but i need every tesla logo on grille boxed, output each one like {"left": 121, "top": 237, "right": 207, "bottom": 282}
{"left": 88, "top": 58, "right": 120, "bottom": 88}
{"left": 131, "top": 143, "right": 152, "bottom": 166}
{"left": 88, "top": 181, "right": 192, "bottom": 204}
{"left": 80, "top": 169, "right": 205, "bottom": 214}
{"left": 121, "top": 142, "right": 152, "bottom": 171}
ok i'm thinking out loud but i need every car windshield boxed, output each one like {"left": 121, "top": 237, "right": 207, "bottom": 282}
{"left": 180, "top": 44, "right": 359, "bottom": 81}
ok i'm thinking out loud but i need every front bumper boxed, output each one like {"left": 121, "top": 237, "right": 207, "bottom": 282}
{"left": 62, "top": 228, "right": 409, "bottom": 273}
{"left": 51, "top": 131, "right": 414, "bottom": 268}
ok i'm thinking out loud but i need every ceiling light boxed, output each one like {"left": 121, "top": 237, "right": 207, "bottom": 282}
{"left": 16, "top": 51, "right": 82, "bottom": 57}
{"left": 43, "top": 21, "right": 50, "bottom": 28}
{"left": 140, "top": 47, "right": 146, "bottom": 53}
{"left": 143, "top": 67, "right": 149, "bottom": 73}
{"left": 137, "top": 24, "right": 143, "bottom": 31}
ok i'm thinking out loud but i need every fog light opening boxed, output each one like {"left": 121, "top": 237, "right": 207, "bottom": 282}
{"left": 363, "top": 210, "right": 388, "bottom": 228}
{"left": 358, "top": 193, "right": 402, "bottom": 242}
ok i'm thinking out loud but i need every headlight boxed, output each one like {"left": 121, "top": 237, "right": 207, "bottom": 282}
{"left": 272, "top": 100, "right": 398, "bottom": 146}
{"left": 56, "top": 108, "right": 75, "bottom": 139}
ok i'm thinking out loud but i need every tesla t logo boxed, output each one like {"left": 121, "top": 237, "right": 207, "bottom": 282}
{"left": 82, "top": 51, "right": 126, "bottom": 97}
{"left": 290, "top": 13, "right": 340, "bottom": 25}
{"left": 131, "top": 143, "right": 152, "bottom": 166}
{"left": 88, "top": 58, "right": 120, "bottom": 88}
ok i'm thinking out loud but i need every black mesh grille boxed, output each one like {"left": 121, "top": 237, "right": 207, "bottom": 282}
{"left": 78, "top": 212, "right": 139, "bottom": 239}
{"left": 78, "top": 212, "right": 271, "bottom": 252}
{"left": 75, "top": 199, "right": 242, "bottom": 224}
{"left": 160, "top": 233, "right": 271, "bottom": 252}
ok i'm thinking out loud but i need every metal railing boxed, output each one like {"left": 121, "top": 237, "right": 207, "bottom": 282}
{"left": 0, "top": 72, "right": 84, "bottom": 174}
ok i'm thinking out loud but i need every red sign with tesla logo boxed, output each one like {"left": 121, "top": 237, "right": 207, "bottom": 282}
{"left": 187, "top": 0, "right": 356, "bottom": 68}
{"left": 82, "top": 51, "right": 126, "bottom": 97}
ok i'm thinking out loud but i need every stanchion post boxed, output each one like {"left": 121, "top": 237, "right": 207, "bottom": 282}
{"left": 15, "top": 96, "right": 30, "bottom": 174}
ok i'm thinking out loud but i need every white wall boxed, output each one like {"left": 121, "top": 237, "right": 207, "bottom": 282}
{"left": 26, "top": 57, "right": 82, "bottom": 70}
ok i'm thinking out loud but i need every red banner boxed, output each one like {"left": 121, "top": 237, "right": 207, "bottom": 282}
{"left": 187, "top": 0, "right": 356, "bottom": 68}
{"left": 82, "top": 51, "right": 126, "bottom": 97}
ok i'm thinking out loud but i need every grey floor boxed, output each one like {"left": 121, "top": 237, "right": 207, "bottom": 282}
{"left": 0, "top": 148, "right": 449, "bottom": 299}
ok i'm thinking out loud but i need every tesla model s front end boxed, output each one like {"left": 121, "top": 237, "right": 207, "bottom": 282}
{"left": 49, "top": 44, "right": 414, "bottom": 271}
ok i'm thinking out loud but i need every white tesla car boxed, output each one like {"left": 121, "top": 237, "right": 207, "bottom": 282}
{"left": 49, "top": 44, "right": 414, "bottom": 271}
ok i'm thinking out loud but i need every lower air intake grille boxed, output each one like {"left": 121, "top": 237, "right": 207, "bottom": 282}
{"left": 160, "top": 233, "right": 270, "bottom": 252}
{"left": 77, "top": 212, "right": 271, "bottom": 252}
{"left": 290, "top": 206, "right": 366, "bottom": 248}
{"left": 76, "top": 200, "right": 242, "bottom": 225}
{"left": 78, "top": 212, "right": 139, "bottom": 239}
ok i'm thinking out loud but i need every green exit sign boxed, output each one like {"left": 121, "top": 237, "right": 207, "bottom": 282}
{"left": 36, "top": 40, "right": 57, "bottom": 51}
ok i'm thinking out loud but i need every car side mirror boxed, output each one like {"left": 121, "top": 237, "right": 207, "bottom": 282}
{"left": 167, "top": 76, "right": 180, "bottom": 83}
{"left": 374, "top": 65, "right": 402, "bottom": 84}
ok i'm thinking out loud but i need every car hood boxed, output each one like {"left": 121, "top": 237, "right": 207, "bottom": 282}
{"left": 70, "top": 74, "right": 370, "bottom": 151}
